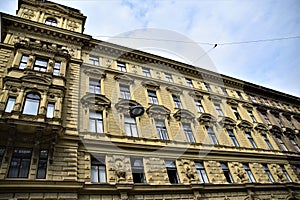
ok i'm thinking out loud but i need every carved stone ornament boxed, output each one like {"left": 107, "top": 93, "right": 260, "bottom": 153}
{"left": 254, "top": 123, "right": 269, "bottom": 133}
{"left": 173, "top": 109, "right": 195, "bottom": 123}
{"left": 242, "top": 103, "right": 253, "bottom": 110}
{"left": 83, "top": 68, "right": 106, "bottom": 79}
{"left": 146, "top": 104, "right": 170, "bottom": 120}
{"left": 166, "top": 86, "right": 182, "bottom": 94}
{"left": 226, "top": 99, "right": 238, "bottom": 106}
{"left": 23, "top": 8, "right": 35, "bottom": 19}
{"left": 67, "top": 20, "right": 79, "bottom": 31}
{"left": 209, "top": 94, "right": 223, "bottom": 103}
{"left": 114, "top": 74, "right": 134, "bottom": 84}
{"left": 115, "top": 99, "right": 142, "bottom": 114}
{"left": 269, "top": 125, "right": 283, "bottom": 137}
{"left": 141, "top": 80, "right": 160, "bottom": 90}
{"left": 81, "top": 93, "right": 111, "bottom": 110}
{"left": 219, "top": 116, "right": 236, "bottom": 129}
{"left": 189, "top": 90, "right": 204, "bottom": 99}
{"left": 198, "top": 113, "right": 217, "bottom": 126}
{"left": 21, "top": 73, "right": 52, "bottom": 86}
{"left": 237, "top": 120, "right": 253, "bottom": 132}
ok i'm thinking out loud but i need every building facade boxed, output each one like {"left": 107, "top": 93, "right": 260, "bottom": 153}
{"left": 0, "top": 0, "right": 299, "bottom": 199}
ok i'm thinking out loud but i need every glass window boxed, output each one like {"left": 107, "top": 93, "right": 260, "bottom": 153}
{"left": 5, "top": 97, "right": 16, "bottom": 113}
{"left": 172, "top": 95, "right": 182, "bottom": 109}
{"left": 245, "top": 132, "right": 257, "bottom": 148}
{"left": 195, "top": 162, "right": 209, "bottom": 183}
{"left": 221, "top": 162, "right": 233, "bottom": 183}
{"left": 183, "top": 123, "right": 195, "bottom": 143}
{"left": 280, "top": 165, "right": 292, "bottom": 182}
{"left": 214, "top": 103, "right": 224, "bottom": 116}
{"left": 89, "top": 79, "right": 101, "bottom": 94}
{"left": 185, "top": 78, "right": 193, "bottom": 88}
{"left": 290, "top": 139, "right": 300, "bottom": 152}
{"left": 131, "top": 157, "right": 146, "bottom": 183}
{"left": 148, "top": 90, "right": 158, "bottom": 104}
{"left": 243, "top": 163, "right": 256, "bottom": 183}
{"left": 248, "top": 110, "right": 257, "bottom": 122}
{"left": 262, "top": 134, "right": 274, "bottom": 150}
{"left": 45, "top": 17, "right": 57, "bottom": 26}
{"left": 8, "top": 148, "right": 32, "bottom": 178}
{"left": 232, "top": 107, "right": 241, "bottom": 120}
{"left": 165, "top": 73, "right": 173, "bottom": 82}
{"left": 53, "top": 62, "right": 61, "bottom": 76}
{"left": 36, "top": 150, "right": 48, "bottom": 179}
{"left": 227, "top": 129, "right": 239, "bottom": 147}
{"left": 117, "top": 61, "right": 126, "bottom": 72}
{"left": 261, "top": 112, "right": 271, "bottom": 125}
{"left": 120, "top": 84, "right": 130, "bottom": 100}
{"left": 277, "top": 138, "right": 288, "bottom": 151}
{"left": 19, "top": 55, "right": 28, "bottom": 69}
{"left": 206, "top": 126, "right": 218, "bottom": 145}
{"left": 124, "top": 116, "right": 138, "bottom": 137}
{"left": 155, "top": 120, "right": 169, "bottom": 140}
{"left": 195, "top": 100, "right": 204, "bottom": 113}
{"left": 142, "top": 67, "right": 151, "bottom": 77}
{"left": 23, "top": 93, "right": 40, "bottom": 115}
{"left": 204, "top": 83, "right": 212, "bottom": 92}
{"left": 221, "top": 87, "right": 228, "bottom": 96}
{"left": 91, "top": 156, "right": 106, "bottom": 183}
{"left": 165, "top": 160, "right": 179, "bottom": 184}
{"left": 46, "top": 103, "right": 55, "bottom": 118}
{"left": 89, "top": 55, "right": 99, "bottom": 66}
{"left": 33, "top": 58, "right": 48, "bottom": 72}
{"left": 89, "top": 111, "right": 103, "bottom": 133}
{"left": 0, "top": 147, "right": 5, "bottom": 167}
{"left": 262, "top": 164, "right": 274, "bottom": 183}
{"left": 236, "top": 91, "right": 243, "bottom": 100}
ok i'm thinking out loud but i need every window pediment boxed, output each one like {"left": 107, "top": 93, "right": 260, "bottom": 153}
{"left": 21, "top": 73, "right": 52, "bottom": 85}
{"left": 84, "top": 68, "right": 106, "bottom": 79}
{"left": 115, "top": 99, "right": 142, "bottom": 114}
{"left": 166, "top": 86, "right": 182, "bottom": 94}
{"left": 237, "top": 120, "right": 253, "bottom": 132}
{"left": 284, "top": 128, "right": 295, "bottom": 138}
{"left": 142, "top": 81, "right": 160, "bottom": 90}
{"left": 114, "top": 74, "right": 134, "bottom": 84}
{"left": 146, "top": 105, "right": 170, "bottom": 119}
{"left": 254, "top": 123, "right": 269, "bottom": 132}
{"left": 219, "top": 116, "right": 236, "bottom": 129}
{"left": 189, "top": 91, "right": 203, "bottom": 99}
{"left": 81, "top": 94, "right": 111, "bottom": 110}
{"left": 269, "top": 125, "right": 283, "bottom": 137}
{"left": 173, "top": 109, "right": 195, "bottom": 123}
{"left": 198, "top": 113, "right": 217, "bottom": 125}
{"left": 209, "top": 94, "right": 223, "bottom": 103}
{"left": 242, "top": 103, "right": 253, "bottom": 110}
{"left": 226, "top": 99, "right": 238, "bottom": 106}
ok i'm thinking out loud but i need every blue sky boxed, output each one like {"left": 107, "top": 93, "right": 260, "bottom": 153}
{"left": 1, "top": 0, "right": 299, "bottom": 97}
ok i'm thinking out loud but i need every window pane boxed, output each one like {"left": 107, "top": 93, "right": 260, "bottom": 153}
{"left": 8, "top": 148, "right": 32, "bottom": 178}
{"left": 53, "top": 62, "right": 61, "bottom": 75}
{"left": 46, "top": 103, "right": 55, "bottom": 118}
{"left": 5, "top": 97, "right": 16, "bottom": 113}
{"left": 23, "top": 93, "right": 40, "bottom": 115}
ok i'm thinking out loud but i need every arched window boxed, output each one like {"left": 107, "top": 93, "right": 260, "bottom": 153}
{"left": 23, "top": 93, "right": 40, "bottom": 115}
{"left": 45, "top": 17, "right": 57, "bottom": 26}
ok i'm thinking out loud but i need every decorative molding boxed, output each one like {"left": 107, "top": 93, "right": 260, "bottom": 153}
{"left": 173, "top": 109, "right": 195, "bottom": 123}
{"left": 114, "top": 74, "right": 134, "bottom": 84}
{"left": 81, "top": 93, "right": 111, "bottom": 110}
{"left": 189, "top": 90, "right": 204, "bottom": 99}
{"left": 242, "top": 103, "right": 253, "bottom": 110}
{"left": 198, "top": 113, "right": 217, "bottom": 126}
{"left": 166, "top": 86, "right": 182, "bottom": 94}
{"left": 226, "top": 99, "right": 238, "bottom": 106}
{"left": 83, "top": 68, "right": 106, "bottom": 79}
{"left": 237, "top": 120, "right": 253, "bottom": 132}
{"left": 146, "top": 104, "right": 170, "bottom": 120}
{"left": 115, "top": 99, "right": 142, "bottom": 114}
{"left": 141, "top": 80, "right": 160, "bottom": 90}
{"left": 219, "top": 116, "right": 236, "bottom": 129}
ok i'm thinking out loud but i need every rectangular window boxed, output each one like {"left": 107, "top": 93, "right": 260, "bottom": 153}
{"left": 5, "top": 97, "right": 16, "bottom": 113}
{"left": 46, "top": 103, "right": 55, "bottom": 118}
{"left": 227, "top": 130, "right": 239, "bottom": 147}
{"left": 261, "top": 112, "right": 271, "bottom": 125}
{"left": 280, "top": 165, "right": 292, "bottom": 182}
{"left": 243, "top": 164, "right": 256, "bottom": 183}
{"left": 89, "top": 55, "right": 99, "bottom": 66}
{"left": 165, "top": 160, "right": 179, "bottom": 184}
{"left": 221, "top": 162, "right": 233, "bottom": 183}
{"left": 155, "top": 120, "right": 169, "bottom": 140}
{"left": 165, "top": 73, "right": 173, "bottom": 82}
{"left": 148, "top": 90, "right": 159, "bottom": 104}
{"left": 195, "top": 100, "right": 204, "bottom": 113}
{"left": 236, "top": 91, "right": 243, "bottom": 100}
{"left": 185, "top": 78, "right": 193, "bottom": 88}
{"left": 124, "top": 116, "right": 138, "bottom": 137}
{"left": 172, "top": 95, "right": 182, "bottom": 109}
{"left": 290, "top": 139, "right": 300, "bottom": 152}
{"left": 0, "top": 147, "right": 5, "bottom": 167}
{"left": 91, "top": 156, "right": 106, "bottom": 183}
{"left": 206, "top": 126, "right": 218, "bottom": 145}
{"left": 53, "top": 62, "right": 61, "bottom": 76}
{"left": 262, "top": 164, "right": 275, "bottom": 183}
{"left": 33, "top": 58, "right": 48, "bottom": 72}
{"left": 131, "top": 157, "right": 146, "bottom": 183}
{"left": 120, "top": 84, "right": 131, "bottom": 100}
{"left": 204, "top": 83, "right": 212, "bottom": 92}
{"left": 221, "top": 87, "right": 228, "bottom": 96}
{"left": 19, "top": 55, "right": 28, "bottom": 69}
{"left": 89, "top": 111, "right": 103, "bottom": 133}
{"left": 89, "top": 79, "right": 101, "bottom": 94}
{"left": 195, "top": 162, "right": 209, "bottom": 183}
{"left": 275, "top": 114, "right": 284, "bottom": 127}
{"left": 232, "top": 107, "right": 241, "bottom": 120}
{"left": 262, "top": 134, "right": 274, "bottom": 150}
{"left": 142, "top": 67, "right": 151, "bottom": 77}
{"left": 214, "top": 103, "right": 224, "bottom": 116}
{"left": 117, "top": 61, "right": 126, "bottom": 72}
{"left": 245, "top": 132, "right": 257, "bottom": 148}
{"left": 183, "top": 123, "right": 195, "bottom": 143}
{"left": 36, "top": 150, "right": 48, "bottom": 179}
{"left": 8, "top": 148, "right": 32, "bottom": 178}
{"left": 277, "top": 138, "right": 288, "bottom": 151}
{"left": 248, "top": 110, "right": 257, "bottom": 122}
